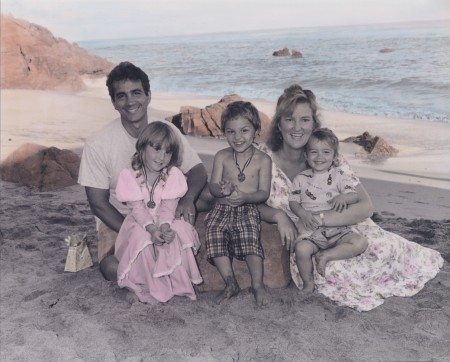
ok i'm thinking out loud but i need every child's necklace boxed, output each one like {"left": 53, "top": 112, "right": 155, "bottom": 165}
{"left": 145, "top": 172, "right": 162, "bottom": 208}
{"left": 233, "top": 146, "right": 255, "bottom": 182}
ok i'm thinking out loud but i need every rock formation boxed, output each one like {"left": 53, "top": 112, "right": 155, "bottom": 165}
{"left": 291, "top": 50, "right": 303, "bottom": 58}
{"left": 194, "top": 212, "right": 291, "bottom": 291}
{"left": 0, "top": 143, "right": 81, "bottom": 191}
{"left": 273, "top": 47, "right": 290, "bottom": 56}
{"left": 0, "top": 14, "right": 113, "bottom": 91}
{"left": 166, "top": 95, "right": 271, "bottom": 140}
{"left": 343, "top": 131, "right": 399, "bottom": 159}
{"left": 273, "top": 48, "right": 303, "bottom": 58}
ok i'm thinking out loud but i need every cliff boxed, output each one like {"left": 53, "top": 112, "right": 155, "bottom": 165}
{"left": 0, "top": 14, "right": 113, "bottom": 91}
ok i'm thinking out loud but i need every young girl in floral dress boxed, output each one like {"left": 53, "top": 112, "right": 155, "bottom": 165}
{"left": 114, "top": 121, "right": 202, "bottom": 303}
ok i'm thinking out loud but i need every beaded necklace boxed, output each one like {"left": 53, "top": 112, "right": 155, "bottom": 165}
{"left": 233, "top": 146, "right": 255, "bottom": 182}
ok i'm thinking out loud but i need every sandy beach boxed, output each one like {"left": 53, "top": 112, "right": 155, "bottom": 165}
{"left": 1, "top": 79, "right": 450, "bottom": 361}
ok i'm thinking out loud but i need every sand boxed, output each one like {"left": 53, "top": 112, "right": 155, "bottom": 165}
{"left": 1, "top": 79, "right": 450, "bottom": 361}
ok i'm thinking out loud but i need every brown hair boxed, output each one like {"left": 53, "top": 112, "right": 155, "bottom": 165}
{"left": 131, "top": 121, "right": 182, "bottom": 171}
{"left": 220, "top": 101, "right": 261, "bottom": 133}
{"left": 306, "top": 127, "right": 341, "bottom": 167}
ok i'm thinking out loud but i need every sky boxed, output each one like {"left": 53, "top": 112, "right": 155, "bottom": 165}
{"left": 2, "top": 0, "right": 449, "bottom": 42}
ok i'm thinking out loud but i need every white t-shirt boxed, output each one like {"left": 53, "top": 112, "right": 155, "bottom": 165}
{"left": 78, "top": 118, "right": 202, "bottom": 215}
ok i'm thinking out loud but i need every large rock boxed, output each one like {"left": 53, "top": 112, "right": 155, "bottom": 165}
{"left": 0, "top": 143, "right": 81, "bottom": 191}
{"left": 342, "top": 131, "right": 399, "bottom": 159}
{"left": 273, "top": 47, "right": 290, "bottom": 57}
{"left": 0, "top": 14, "right": 113, "bottom": 91}
{"left": 166, "top": 95, "right": 271, "bottom": 140}
{"left": 291, "top": 50, "right": 303, "bottom": 58}
{"left": 194, "top": 212, "right": 291, "bottom": 291}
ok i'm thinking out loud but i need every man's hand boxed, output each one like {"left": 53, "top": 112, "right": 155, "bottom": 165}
{"left": 175, "top": 195, "right": 196, "bottom": 225}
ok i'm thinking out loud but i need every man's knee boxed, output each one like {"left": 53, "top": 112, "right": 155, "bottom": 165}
{"left": 99, "top": 255, "right": 118, "bottom": 281}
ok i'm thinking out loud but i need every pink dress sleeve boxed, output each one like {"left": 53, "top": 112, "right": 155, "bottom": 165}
{"left": 128, "top": 200, "right": 156, "bottom": 228}
{"left": 116, "top": 168, "right": 155, "bottom": 228}
{"left": 116, "top": 168, "right": 145, "bottom": 202}
{"left": 158, "top": 167, "right": 188, "bottom": 225}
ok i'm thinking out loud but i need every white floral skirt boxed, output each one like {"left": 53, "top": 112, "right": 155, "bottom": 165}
{"left": 291, "top": 218, "right": 444, "bottom": 311}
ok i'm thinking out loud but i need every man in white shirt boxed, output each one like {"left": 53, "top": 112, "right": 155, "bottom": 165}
{"left": 78, "top": 62, "right": 207, "bottom": 281}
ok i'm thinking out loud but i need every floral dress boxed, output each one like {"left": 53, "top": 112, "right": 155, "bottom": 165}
{"left": 258, "top": 143, "right": 444, "bottom": 311}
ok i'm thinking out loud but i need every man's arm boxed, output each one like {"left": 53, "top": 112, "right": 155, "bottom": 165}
{"left": 176, "top": 163, "right": 208, "bottom": 224}
{"left": 85, "top": 186, "right": 125, "bottom": 233}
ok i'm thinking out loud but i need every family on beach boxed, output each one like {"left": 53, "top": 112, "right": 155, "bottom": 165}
{"left": 78, "top": 62, "right": 443, "bottom": 311}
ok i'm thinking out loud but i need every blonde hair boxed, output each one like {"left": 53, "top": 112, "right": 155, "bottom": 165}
{"left": 266, "top": 84, "right": 322, "bottom": 151}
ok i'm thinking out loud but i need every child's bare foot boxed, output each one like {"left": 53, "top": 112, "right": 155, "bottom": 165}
{"left": 125, "top": 290, "right": 140, "bottom": 305}
{"left": 215, "top": 277, "right": 240, "bottom": 304}
{"left": 302, "top": 283, "right": 315, "bottom": 294}
{"left": 315, "top": 252, "right": 329, "bottom": 277}
{"left": 252, "top": 286, "right": 270, "bottom": 306}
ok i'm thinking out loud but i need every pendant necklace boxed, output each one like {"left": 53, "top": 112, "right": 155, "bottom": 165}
{"left": 233, "top": 146, "right": 255, "bottom": 182}
{"left": 145, "top": 172, "right": 162, "bottom": 208}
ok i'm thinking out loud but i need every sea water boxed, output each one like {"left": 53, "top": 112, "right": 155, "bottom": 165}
{"left": 79, "top": 20, "right": 450, "bottom": 123}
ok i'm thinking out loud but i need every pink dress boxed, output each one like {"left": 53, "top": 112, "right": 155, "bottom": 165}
{"left": 114, "top": 167, "right": 203, "bottom": 304}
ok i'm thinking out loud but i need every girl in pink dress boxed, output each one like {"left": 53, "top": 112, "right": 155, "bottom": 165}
{"left": 114, "top": 121, "right": 203, "bottom": 303}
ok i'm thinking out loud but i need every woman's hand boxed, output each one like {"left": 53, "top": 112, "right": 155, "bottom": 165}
{"left": 274, "top": 211, "right": 298, "bottom": 252}
{"left": 298, "top": 210, "right": 319, "bottom": 231}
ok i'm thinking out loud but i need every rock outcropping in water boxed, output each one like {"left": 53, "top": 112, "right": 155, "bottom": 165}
{"left": 0, "top": 14, "right": 113, "bottom": 91}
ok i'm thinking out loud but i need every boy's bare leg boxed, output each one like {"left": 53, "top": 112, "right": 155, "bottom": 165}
{"left": 246, "top": 255, "right": 270, "bottom": 306}
{"left": 315, "top": 233, "right": 368, "bottom": 277}
{"left": 294, "top": 239, "right": 318, "bottom": 293}
{"left": 213, "top": 256, "right": 241, "bottom": 304}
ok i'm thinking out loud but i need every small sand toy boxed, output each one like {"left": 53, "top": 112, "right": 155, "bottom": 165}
{"left": 64, "top": 233, "right": 93, "bottom": 272}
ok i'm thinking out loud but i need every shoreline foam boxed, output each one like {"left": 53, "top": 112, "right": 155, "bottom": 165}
{"left": 1, "top": 82, "right": 449, "bottom": 191}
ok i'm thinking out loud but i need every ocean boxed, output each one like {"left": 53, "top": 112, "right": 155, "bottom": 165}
{"left": 80, "top": 20, "right": 450, "bottom": 123}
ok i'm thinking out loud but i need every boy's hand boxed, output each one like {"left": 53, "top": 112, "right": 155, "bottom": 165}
{"left": 226, "top": 185, "right": 246, "bottom": 207}
{"left": 328, "top": 195, "right": 348, "bottom": 213}
{"left": 219, "top": 180, "right": 234, "bottom": 196}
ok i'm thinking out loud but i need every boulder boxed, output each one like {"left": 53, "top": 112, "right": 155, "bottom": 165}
{"left": 291, "top": 50, "right": 303, "bottom": 58}
{"left": 272, "top": 47, "right": 290, "bottom": 57}
{"left": 0, "top": 143, "right": 81, "bottom": 191}
{"left": 194, "top": 212, "right": 291, "bottom": 291}
{"left": 342, "top": 131, "right": 399, "bottom": 159}
{"left": 166, "top": 95, "right": 271, "bottom": 140}
{"left": 0, "top": 14, "right": 113, "bottom": 91}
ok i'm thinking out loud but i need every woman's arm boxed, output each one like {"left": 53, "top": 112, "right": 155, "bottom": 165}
{"left": 321, "top": 183, "right": 374, "bottom": 227}
{"left": 258, "top": 203, "right": 298, "bottom": 252}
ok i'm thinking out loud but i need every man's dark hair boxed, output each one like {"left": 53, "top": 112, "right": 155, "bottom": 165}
{"left": 106, "top": 61, "right": 150, "bottom": 101}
